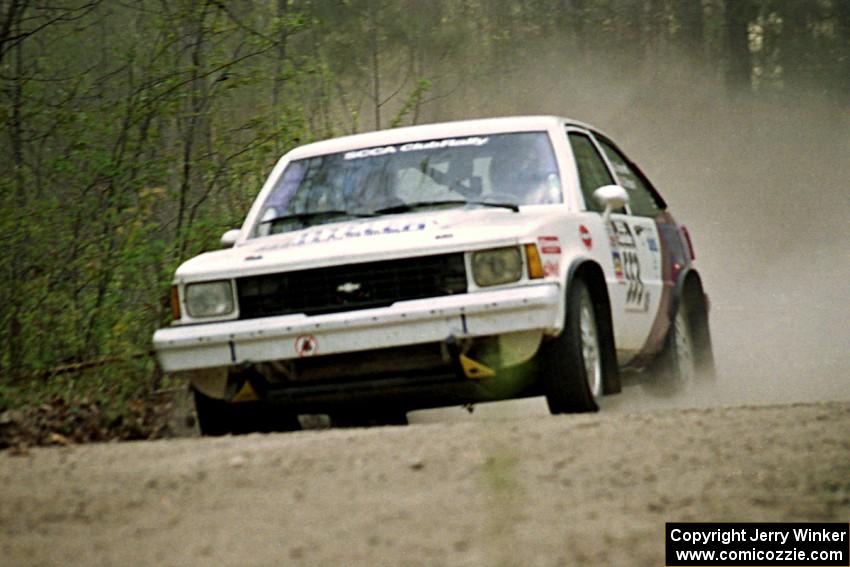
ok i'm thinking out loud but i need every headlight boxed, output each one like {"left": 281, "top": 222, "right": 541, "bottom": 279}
{"left": 472, "top": 246, "right": 523, "bottom": 287}
{"left": 185, "top": 281, "right": 235, "bottom": 318}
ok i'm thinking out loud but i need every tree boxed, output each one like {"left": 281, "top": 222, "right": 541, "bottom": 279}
{"left": 677, "top": 0, "right": 705, "bottom": 58}
{"left": 837, "top": 0, "right": 850, "bottom": 97}
{"left": 724, "top": 0, "right": 758, "bottom": 92}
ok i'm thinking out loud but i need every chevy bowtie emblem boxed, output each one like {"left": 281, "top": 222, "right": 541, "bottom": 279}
{"left": 337, "top": 282, "right": 362, "bottom": 294}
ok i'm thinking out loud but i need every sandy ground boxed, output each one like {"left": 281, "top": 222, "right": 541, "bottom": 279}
{"left": 4, "top": 61, "right": 850, "bottom": 567}
{"left": 1, "top": 395, "right": 848, "bottom": 567}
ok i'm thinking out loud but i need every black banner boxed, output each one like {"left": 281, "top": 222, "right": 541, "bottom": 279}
{"left": 666, "top": 523, "right": 849, "bottom": 566}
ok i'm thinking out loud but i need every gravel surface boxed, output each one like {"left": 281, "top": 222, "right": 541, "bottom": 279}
{"left": 1, "top": 399, "right": 848, "bottom": 567}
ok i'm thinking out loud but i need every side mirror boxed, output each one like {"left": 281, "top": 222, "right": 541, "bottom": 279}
{"left": 593, "top": 185, "right": 629, "bottom": 221}
{"left": 220, "top": 229, "right": 240, "bottom": 248}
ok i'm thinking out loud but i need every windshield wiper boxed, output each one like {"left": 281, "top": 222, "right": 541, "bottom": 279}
{"left": 259, "top": 210, "right": 374, "bottom": 226}
{"left": 373, "top": 199, "right": 519, "bottom": 215}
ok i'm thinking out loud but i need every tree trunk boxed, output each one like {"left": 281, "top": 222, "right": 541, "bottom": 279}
{"left": 775, "top": 0, "right": 817, "bottom": 91}
{"left": 6, "top": 11, "right": 26, "bottom": 379}
{"left": 838, "top": 0, "right": 850, "bottom": 100}
{"left": 272, "top": 0, "right": 288, "bottom": 154}
{"left": 724, "top": 0, "right": 757, "bottom": 93}
{"left": 368, "top": 0, "right": 381, "bottom": 130}
{"left": 0, "top": 0, "right": 25, "bottom": 66}
{"left": 677, "top": 0, "right": 705, "bottom": 58}
{"left": 175, "top": 5, "right": 210, "bottom": 261}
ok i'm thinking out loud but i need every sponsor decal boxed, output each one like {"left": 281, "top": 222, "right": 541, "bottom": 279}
{"left": 538, "top": 235, "right": 561, "bottom": 255}
{"left": 609, "top": 219, "right": 637, "bottom": 248}
{"left": 621, "top": 249, "right": 649, "bottom": 312}
{"left": 293, "top": 220, "right": 428, "bottom": 246}
{"left": 647, "top": 237, "right": 658, "bottom": 252}
{"left": 543, "top": 260, "right": 559, "bottom": 277}
{"left": 609, "top": 219, "right": 648, "bottom": 308}
{"left": 579, "top": 225, "right": 592, "bottom": 250}
{"left": 256, "top": 219, "right": 432, "bottom": 251}
{"left": 611, "top": 250, "right": 624, "bottom": 281}
{"left": 626, "top": 284, "right": 649, "bottom": 311}
{"left": 294, "top": 334, "right": 318, "bottom": 357}
{"left": 634, "top": 224, "right": 660, "bottom": 270}
{"left": 344, "top": 136, "right": 490, "bottom": 160}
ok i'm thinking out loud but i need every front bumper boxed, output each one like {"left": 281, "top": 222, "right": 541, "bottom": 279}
{"left": 153, "top": 283, "right": 561, "bottom": 373}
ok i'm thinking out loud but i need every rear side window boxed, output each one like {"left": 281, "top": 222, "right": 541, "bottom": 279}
{"left": 567, "top": 132, "right": 614, "bottom": 213}
{"left": 596, "top": 139, "right": 662, "bottom": 217}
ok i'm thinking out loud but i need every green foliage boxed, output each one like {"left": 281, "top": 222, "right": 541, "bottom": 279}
{"left": 390, "top": 78, "right": 432, "bottom": 128}
{"left": 0, "top": 1, "right": 311, "bottom": 389}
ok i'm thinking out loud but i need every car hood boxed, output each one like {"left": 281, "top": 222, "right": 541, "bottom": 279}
{"left": 174, "top": 207, "right": 567, "bottom": 281}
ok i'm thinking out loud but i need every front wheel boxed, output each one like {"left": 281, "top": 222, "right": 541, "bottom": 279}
{"left": 539, "top": 278, "right": 609, "bottom": 413}
{"left": 193, "top": 388, "right": 301, "bottom": 436}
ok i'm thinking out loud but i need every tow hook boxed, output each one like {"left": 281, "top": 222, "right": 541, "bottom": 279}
{"left": 226, "top": 365, "right": 266, "bottom": 403}
{"left": 445, "top": 335, "right": 496, "bottom": 380}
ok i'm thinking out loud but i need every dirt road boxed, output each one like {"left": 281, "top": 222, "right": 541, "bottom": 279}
{"left": 1, "top": 398, "right": 848, "bottom": 566}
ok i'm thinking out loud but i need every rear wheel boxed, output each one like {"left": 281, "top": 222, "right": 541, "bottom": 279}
{"left": 669, "top": 306, "right": 697, "bottom": 386}
{"left": 646, "top": 285, "right": 715, "bottom": 394}
{"left": 540, "top": 278, "right": 607, "bottom": 413}
{"left": 192, "top": 388, "right": 301, "bottom": 436}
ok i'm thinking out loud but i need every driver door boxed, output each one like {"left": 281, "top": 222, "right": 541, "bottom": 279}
{"left": 566, "top": 129, "right": 662, "bottom": 358}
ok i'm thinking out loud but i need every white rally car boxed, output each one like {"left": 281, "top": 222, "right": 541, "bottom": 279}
{"left": 153, "top": 116, "right": 714, "bottom": 434}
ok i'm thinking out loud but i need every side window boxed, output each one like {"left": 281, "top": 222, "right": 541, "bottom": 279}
{"left": 567, "top": 132, "right": 614, "bottom": 213}
{"left": 597, "top": 139, "right": 663, "bottom": 217}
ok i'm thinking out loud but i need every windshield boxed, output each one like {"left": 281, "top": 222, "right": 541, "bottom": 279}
{"left": 251, "top": 132, "right": 561, "bottom": 237}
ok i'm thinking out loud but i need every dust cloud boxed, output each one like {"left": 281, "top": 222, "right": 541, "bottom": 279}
{"left": 414, "top": 47, "right": 849, "bottom": 417}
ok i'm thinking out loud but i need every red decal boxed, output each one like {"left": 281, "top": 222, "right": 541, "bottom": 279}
{"left": 579, "top": 225, "right": 592, "bottom": 250}
{"left": 538, "top": 235, "right": 561, "bottom": 255}
{"left": 543, "top": 261, "right": 559, "bottom": 276}
{"left": 295, "top": 334, "right": 318, "bottom": 357}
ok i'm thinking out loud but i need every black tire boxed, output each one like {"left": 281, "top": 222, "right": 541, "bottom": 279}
{"left": 192, "top": 388, "right": 232, "bottom": 436}
{"left": 646, "top": 285, "right": 715, "bottom": 395}
{"left": 329, "top": 410, "right": 409, "bottom": 428}
{"left": 539, "top": 278, "right": 609, "bottom": 414}
{"left": 192, "top": 388, "right": 301, "bottom": 436}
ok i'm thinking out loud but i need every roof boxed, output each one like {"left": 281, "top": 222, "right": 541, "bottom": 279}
{"left": 286, "top": 115, "right": 602, "bottom": 159}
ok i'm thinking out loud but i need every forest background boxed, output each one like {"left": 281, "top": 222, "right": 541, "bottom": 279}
{"left": 1, "top": 0, "right": 848, "bottom": 440}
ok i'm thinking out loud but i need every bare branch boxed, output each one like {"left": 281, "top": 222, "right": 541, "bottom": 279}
{"left": 378, "top": 69, "right": 410, "bottom": 108}
{"left": 0, "top": 1, "right": 100, "bottom": 64}
{"left": 208, "top": 0, "right": 278, "bottom": 45}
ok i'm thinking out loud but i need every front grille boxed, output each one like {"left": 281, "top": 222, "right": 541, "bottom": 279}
{"left": 236, "top": 253, "right": 467, "bottom": 319}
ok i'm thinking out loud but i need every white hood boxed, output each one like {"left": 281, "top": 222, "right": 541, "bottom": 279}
{"left": 175, "top": 207, "right": 567, "bottom": 282}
